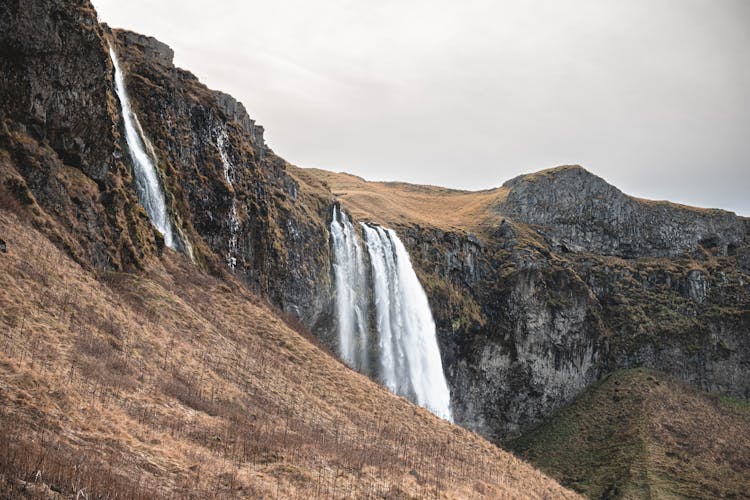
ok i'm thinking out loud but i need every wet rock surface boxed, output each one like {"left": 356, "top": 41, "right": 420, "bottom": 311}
{"left": 0, "top": 0, "right": 160, "bottom": 269}
{"left": 107, "top": 28, "right": 334, "bottom": 327}
{"left": 0, "top": 0, "right": 334, "bottom": 325}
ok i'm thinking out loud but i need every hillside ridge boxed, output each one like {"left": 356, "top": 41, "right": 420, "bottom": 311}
{"left": 0, "top": 209, "right": 578, "bottom": 498}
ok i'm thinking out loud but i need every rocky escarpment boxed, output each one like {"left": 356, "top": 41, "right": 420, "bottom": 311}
{"left": 106, "top": 27, "right": 333, "bottom": 326}
{"left": 0, "top": 0, "right": 159, "bottom": 269}
{"left": 498, "top": 165, "right": 746, "bottom": 258}
{"left": 400, "top": 225, "right": 605, "bottom": 439}
{"left": 395, "top": 172, "right": 750, "bottom": 440}
{"left": 213, "top": 90, "right": 266, "bottom": 157}
{"left": 0, "top": 0, "right": 335, "bottom": 329}
{"left": 310, "top": 168, "right": 749, "bottom": 441}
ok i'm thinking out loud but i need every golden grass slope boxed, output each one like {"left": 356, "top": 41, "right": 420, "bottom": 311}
{"left": 0, "top": 209, "right": 578, "bottom": 499}
{"left": 289, "top": 166, "right": 509, "bottom": 234}
{"left": 290, "top": 165, "right": 738, "bottom": 238}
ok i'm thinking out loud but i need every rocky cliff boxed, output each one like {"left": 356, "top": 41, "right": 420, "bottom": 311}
{"left": 306, "top": 167, "right": 750, "bottom": 441}
{"left": 104, "top": 26, "right": 334, "bottom": 328}
{"left": 0, "top": 0, "right": 334, "bottom": 330}
{"left": 0, "top": 0, "right": 156, "bottom": 269}
{"left": 498, "top": 165, "right": 746, "bottom": 258}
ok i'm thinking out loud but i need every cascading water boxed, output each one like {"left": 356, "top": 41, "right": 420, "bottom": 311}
{"left": 330, "top": 206, "right": 370, "bottom": 372}
{"left": 109, "top": 46, "right": 176, "bottom": 249}
{"left": 217, "top": 129, "right": 240, "bottom": 269}
{"left": 330, "top": 206, "right": 453, "bottom": 421}
{"left": 361, "top": 224, "right": 453, "bottom": 421}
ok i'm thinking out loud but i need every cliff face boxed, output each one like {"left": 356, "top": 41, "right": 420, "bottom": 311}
{"left": 0, "top": 0, "right": 334, "bottom": 329}
{"left": 312, "top": 168, "right": 749, "bottom": 440}
{"left": 398, "top": 174, "right": 750, "bottom": 440}
{"left": 0, "top": 0, "right": 159, "bottom": 269}
{"left": 106, "top": 28, "right": 334, "bottom": 327}
{"left": 498, "top": 166, "right": 746, "bottom": 258}
{"left": 399, "top": 226, "right": 602, "bottom": 438}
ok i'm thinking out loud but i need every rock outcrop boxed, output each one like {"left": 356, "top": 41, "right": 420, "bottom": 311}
{"left": 106, "top": 26, "right": 333, "bottom": 327}
{"left": 1, "top": 0, "right": 334, "bottom": 329}
{"left": 498, "top": 165, "right": 746, "bottom": 258}
{"left": 213, "top": 91, "right": 266, "bottom": 154}
{"left": 396, "top": 170, "right": 750, "bottom": 440}
{"left": 314, "top": 168, "right": 749, "bottom": 440}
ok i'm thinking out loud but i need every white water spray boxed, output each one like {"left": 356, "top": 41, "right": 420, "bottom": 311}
{"left": 361, "top": 224, "right": 453, "bottom": 421}
{"left": 109, "top": 47, "right": 176, "bottom": 249}
{"left": 330, "top": 206, "right": 370, "bottom": 371}
{"left": 330, "top": 207, "right": 453, "bottom": 421}
{"left": 217, "top": 129, "right": 240, "bottom": 269}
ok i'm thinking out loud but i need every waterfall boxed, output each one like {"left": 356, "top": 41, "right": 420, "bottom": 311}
{"left": 109, "top": 47, "right": 176, "bottom": 249}
{"left": 361, "top": 224, "right": 453, "bottom": 421}
{"left": 330, "top": 206, "right": 370, "bottom": 372}
{"left": 330, "top": 206, "right": 452, "bottom": 421}
{"left": 217, "top": 129, "right": 240, "bottom": 269}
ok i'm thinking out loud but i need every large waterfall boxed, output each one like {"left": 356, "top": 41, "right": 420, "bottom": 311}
{"left": 330, "top": 206, "right": 370, "bottom": 372}
{"left": 110, "top": 47, "right": 176, "bottom": 249}
{"left": 330, "top": 207, "right": 453, "bottom": 421}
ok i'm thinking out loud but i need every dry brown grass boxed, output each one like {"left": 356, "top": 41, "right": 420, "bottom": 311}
{"left": 292, "top": 165, "right": 735, "bottom": 240}
{"left": 0, "top": 209, "right": 577, "bottom": 499}
{"left": 290, "top": 167, "right": 508, "bottom": 234}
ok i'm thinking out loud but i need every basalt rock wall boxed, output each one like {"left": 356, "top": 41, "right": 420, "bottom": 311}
{"left": 0, "top": 0, "right": 336, "bottom": 329}
{"left": 398, "top": 173, "right": 750, "bottom": 440}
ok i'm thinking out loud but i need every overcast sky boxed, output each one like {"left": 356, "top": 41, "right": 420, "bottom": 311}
{"left": 93, "top": 0, "right": 750, "bottom": 215}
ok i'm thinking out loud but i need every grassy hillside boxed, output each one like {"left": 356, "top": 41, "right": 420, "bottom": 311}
{"left": 509, "top": 369, "right": 750, "bottom": 499}
{"left": 289, "top": 166, "right": 509, "bottom": 234}
{"left": 290, "top": 165, "right": 735, "bottom": 236}
{"left": 0, "top": 209, "right": 577, "bottom": 499}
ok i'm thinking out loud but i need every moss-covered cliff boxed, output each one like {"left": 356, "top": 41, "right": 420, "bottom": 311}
{"left": 0, "top": 0, "right": 336, "bottom": 330}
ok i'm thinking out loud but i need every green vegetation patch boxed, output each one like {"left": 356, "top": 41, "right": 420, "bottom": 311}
{"left": 509, "top": 369, "right": 750, "bottom": 499}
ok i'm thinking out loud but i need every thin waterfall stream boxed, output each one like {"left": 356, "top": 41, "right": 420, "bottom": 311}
{"left": 110, "top": 46, "right": 176, "bottom": 249}
{"left": 217, "top": 129, "right": 240, "bottom": 269}
{"left": 330, "top": 206, "right": 370, "bottom": 372}
{"left": 331, "top": 206, "right": 453, "bottom": 421}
